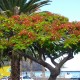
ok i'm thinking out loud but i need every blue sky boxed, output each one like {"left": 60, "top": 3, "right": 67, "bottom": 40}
{"left": 40, "top": 0, "right": 80, "bottom": 21}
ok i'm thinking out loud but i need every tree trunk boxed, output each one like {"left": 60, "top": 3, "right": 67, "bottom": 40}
{"left": 48, "top": 74, "right": 57, "bottom": 80}
{"left": 48, "top": 69, "right": 60, "bottom": 80}
{"left": 11, "top": 53, "right": 20, "bottom": 80}
{"left": 47, "top": 67, "right": 60, "bottom": 80}
{"left": 42, "top": 66, "right": 45, "bottom": 80}
{"left": 30, "top": 60, "right": 33, "bottom": 77}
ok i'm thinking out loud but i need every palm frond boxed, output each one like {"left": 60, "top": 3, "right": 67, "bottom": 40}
{"left": 0, "top": 0, "right": 7, "bottom": 10}
{"left": 0, "top": 0, "right": 51, "bottom": 16}
{"left": 20, "top": 0, "right": 51, "bottom": 14}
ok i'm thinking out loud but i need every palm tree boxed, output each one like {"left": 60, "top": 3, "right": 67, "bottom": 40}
{"left": 0, "top": 0, "right": 51, "bottom": 16}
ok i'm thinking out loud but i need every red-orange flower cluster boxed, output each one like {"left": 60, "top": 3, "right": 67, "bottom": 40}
{"left": 75, "top": 22, "right": 80, "bottom": 30}
{"left": 22, "top": 18, "right": 33, "bottom": 27}
{"left": 19, "top": 29, "right": 28, "bottom": 36}
{"left": 31, "top": 14, "right": 44, "bottom": 23}
{"left": 27, "top": 32, "right": 36, "bottom": 40}
{"left": 12, "top": 15, "right": 20, "bottom": 20}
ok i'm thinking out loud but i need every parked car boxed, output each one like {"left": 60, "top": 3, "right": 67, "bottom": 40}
{"left": 20, "top": 75, "right": 34, "bottom": 80}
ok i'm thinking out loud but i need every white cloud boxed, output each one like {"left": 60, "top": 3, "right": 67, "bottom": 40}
{"left": 64, "top": 53, "right": 80, "bottom": 71}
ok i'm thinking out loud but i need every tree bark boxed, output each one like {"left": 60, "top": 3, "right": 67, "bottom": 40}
{"left": 11, "top": 52, "right": 20, "bottom": 80}
{"left": 46, "top": 64, "right": 60, "bottom": 80}
{"left": 48, "top": 74, "right": 57, "bottom": 80}
{"left": 42, "top": 66, "right": 45, "bottom": 80}
{"left": 30, "top": 60, "right": 33, "bottom": 78}
{"left": 48, "top": 69, "right": 60, "bottom": 80}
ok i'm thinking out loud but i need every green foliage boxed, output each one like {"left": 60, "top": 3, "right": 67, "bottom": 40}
{"left": 0, "top": 11, "right": 80, "bottom": 58}
{"left": 0, "top": 15, "right": 35, "bottom": 50}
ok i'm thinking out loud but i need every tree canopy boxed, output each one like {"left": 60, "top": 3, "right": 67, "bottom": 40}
{"left": 0, "top": 12, "right": 80, "bottom": 80}
{"left": 0, "top": 12, "right": 69, "bottom": 50}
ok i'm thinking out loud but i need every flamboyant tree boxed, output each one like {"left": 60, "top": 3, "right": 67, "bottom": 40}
{"left": 0, "top": 12, "right": 80, "bottom": 80}
{"left": 13, "top": 12, "right": 80, "bottom": 80}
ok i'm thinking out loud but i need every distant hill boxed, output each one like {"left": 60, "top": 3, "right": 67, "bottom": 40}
{"left": 2, "top": 60, "right": 45, "bottom": 71}
{"left": 21, "top": 61, "right": 44, "bottom": 71}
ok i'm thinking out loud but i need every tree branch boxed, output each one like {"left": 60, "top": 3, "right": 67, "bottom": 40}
{"left": 58, "top": 55, "right": 69, "bottom": 68}
{"left": 58, "top": 51, "right": 73, "bottom": 68}
{"left": 48, "top": 55, "right": 58, "bottom": 66}
{"left": 17, "top": 50, "right": 55, "bottom": 71}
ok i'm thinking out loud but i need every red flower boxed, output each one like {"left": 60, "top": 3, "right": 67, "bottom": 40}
{"left": 28, "top": 32, "right": 35, "bottom": 40}
{"left": 31, "top": 15, "right": 44, "bottom": 23}
{"left": 73, "top": 30, "right": 80, "bottom": 36}
{"left": 12, "top": 15, "right": 20, "bottom": 20}
{"left": 19, "top": 29, "right": 28, "bottom": 36}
